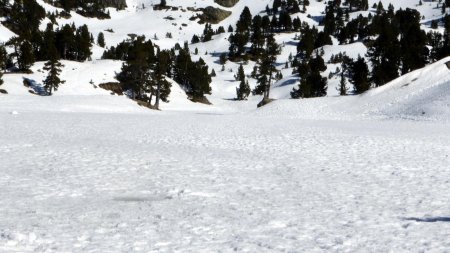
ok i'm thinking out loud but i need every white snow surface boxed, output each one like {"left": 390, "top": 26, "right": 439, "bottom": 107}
{"left": 2, "top": 57, "right": 450, "bottom": 251}
{"left": 1, "top": 100, "right": 450, "bottom": 252}
{"left": 1, "top": 0, "right": 450, "bottom": 252}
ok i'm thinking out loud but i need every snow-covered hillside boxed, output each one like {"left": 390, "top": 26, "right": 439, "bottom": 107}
{"left": 1, "top": 0, "right": 450, "bottom": 252}
{"left": 0, "top": 0, "right": 448, "bottom": 114}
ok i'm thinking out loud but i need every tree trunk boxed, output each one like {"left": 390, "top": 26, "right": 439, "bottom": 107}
{"left": 266, "top": 70, "right": 272, "bottom": 99}
{"left": 155, "top": 82, "right": 161, "bottom": 110}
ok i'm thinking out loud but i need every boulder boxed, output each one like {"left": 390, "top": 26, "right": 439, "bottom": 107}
{"left": 200, "top": 6, "right": 231, "bottom": 24}
{"left": 214, "top": 0, "right": 239, "bottom": 8}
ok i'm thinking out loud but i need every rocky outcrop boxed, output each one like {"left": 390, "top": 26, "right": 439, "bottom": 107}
{"left": 214, "top": 0, "right": 239, "bottom": 8}
{"left": 100, "top": 0, "right": 127, "bottom": 9}
{"left": 99, "top": 82, "right": 123, "bottom": 95}
{"left": 200, "top": 6, "right": 231, "bottom": 24}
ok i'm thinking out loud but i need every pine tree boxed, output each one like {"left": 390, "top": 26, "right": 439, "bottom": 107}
{"left": 76, "top": 25, "right": 92, "bottom": 61}
{"left": 291, "top": 55, "right": 327, "bottom": 98}
{"left": 189, "top": 58, "right": 212, "bottom": 101}
{"left": 395, "top": 9, "right": 428, "bottom": 74}
{"left": 349, "top": 55, "right": 370, "bottom": 94}
{"left": 97, "top": 32, "right": 105, "bottom": 47}
{"left": 150, "top": 50, "right": 171, "bottom": 109}
{"left": 43, "top": 44, "right": 64, "bottom": 95}
{"left": 18, "top": 40, "right": 35, "bottom": 71}
{"left": 229, "top": 7, "right": 252, "bottom": 57}
{"left": 117, "top": 36, "right": 154, "bottom": 99}
{"left": 367, "top": 13, "right": 400, "bottom": 86}
{"left": 0, "top": 44, "right": 5, "bottom": 86}
{"left": 252, "top": 34, "right": 281, "bottom": 101}
{"left": 338, "top": 72, "right": 348, "bottom": 96}
{"left": 236, "top": 64, "right": 250, "bottom": 100}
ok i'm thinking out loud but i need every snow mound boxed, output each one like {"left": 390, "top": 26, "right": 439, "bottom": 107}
{"left": 253, "top": 57, "right": 450, "bottom": 122}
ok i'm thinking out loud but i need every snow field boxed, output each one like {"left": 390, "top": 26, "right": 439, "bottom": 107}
{"left": 1, "top": 111, "right": 450, "bottom": 252}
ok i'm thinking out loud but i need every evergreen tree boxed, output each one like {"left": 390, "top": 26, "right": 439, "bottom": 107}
{"left": 229, "top": 7, "right": 252, "bottom": 57}
{"left": 338, "top": 72, "right": 348, "bottom": 96}
{"left": 76, "top": 25, "right": 92, "bottom": 61}
{"left": 367, "top": 13, "right": 400, "bottom": 86}
{"left": 97, "top": 32, "right": 105, "bottom": 47}
{"left": 43, "top": 44, "right": 64, "bottom": 95}
{"left": 189, "top": 58, "right": 212, "bottom": 100}
{"left": 349, "top": 55, "right": 370, "bottom": 94}
{"left": 250, "top": 15, "right": 265, "bottom": 56}
{"left": 297, "top": 24, "right": 317, "bottom": 59}
{"left": 252, "top": 34, "right": 281, "bottom": 100}
{"left": 0, "top": 44, "right": 5, "bottom": 86}
{"left": 236, "top": 64, "right": 250, "bottom": 100}
{"left": 291, "top": 54, "right": 327, "bottom": 98}
{"left": 117, "top": 36, "right": 154, "bottom": 99}
{"left": 150, "top": 50, "right": 171, "bottom": 109}
{"left": 18, "top": 40, "right": 35, "bottom": 71}
{"left": 395, "top": 8, "right": 428, "bottom": 74}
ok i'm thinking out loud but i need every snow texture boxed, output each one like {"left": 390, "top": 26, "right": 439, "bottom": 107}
{"left": 1, "top": 0, "right": 450, "bottom": 252}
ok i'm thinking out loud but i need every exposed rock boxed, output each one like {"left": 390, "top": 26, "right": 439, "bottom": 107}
{"left": 445, "top": 61, "right": 450, "bottom": 69}
{"left": 190, "top": 96, "right": 212, "bottom": 105}
{"left": 135, "top": 99, "right": 158, "bottom": 110}
{"left": 257, "top": 98, "right": 275, "bottom": 108}
{"left": 0, "top": 89, "right": 7, "bottom": 94}
{"left": 214, "top": 0, "right": 239, "bottom": 8}
{"left": 199, "top": 6, "right": 231, "bottom": 24}
{"left": 99, "top": 82, "right": 123, "bottom": 95}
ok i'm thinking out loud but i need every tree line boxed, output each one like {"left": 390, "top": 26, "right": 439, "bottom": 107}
{"left": 102, "top": 37, "right": 212, "bottom": 109}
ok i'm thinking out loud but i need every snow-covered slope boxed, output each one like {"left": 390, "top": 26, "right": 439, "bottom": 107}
{"left": 1, "top": 1, "right": 450, "bottom": 252}
{"left": 1, "top": 100, "right": 450, "bottom": 252}
{"left": 253, "top": 57, "right": 450, "bottom": 122}
{"left": 1, "top": 0, "right": 449, "bottom": 120}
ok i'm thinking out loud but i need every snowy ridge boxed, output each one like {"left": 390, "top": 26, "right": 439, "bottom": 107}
{"left": 251, "top": 57, "right": 450, "bottom": 122}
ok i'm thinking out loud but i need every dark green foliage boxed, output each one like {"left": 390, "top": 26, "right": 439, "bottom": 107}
{"left": 116, "top": 36, "right": 155, "bottom": 99}
{"left": 18, "top": 40, "right": 35, "bottom": 71}
{"left": 250, "top": 15, "right": 265, "bottom": 56}
{"left": 291, "top": 54, "right": 327, "bottom": 98}
{"left": 43, "top": 44, "right": 64, "bottom": 95}
{"left": 348, "top": 56, "right": 370, "bottom": 94}
{"left": 202, "top": 23, "right": 214, "bottom": 42}
{"left": 297, "top": 24, "right": 318, "bottom": 59}
{"left": 151, "top": 50, "right": 172, "bottom": 109}
{"left": 228, "top": 7, "right": 252, "bottom": 57}
{"left": 338, "top": 72, "right": 348, "bottom": 96}
{"left": 367, "top": 13, "right": 401, "bottom": 86}
{"left": 236, "top": 64, "right": 250, "bottom": 100}
{"left": 252, "top": 34, "right": 281, "bottom": 100}
{"left": 97, "top": 32, "right": 105, "bottom": 47}
{"left": 4, "top": 0, "right": 45, "bottom": 38}
{"left": 344, "top": 0, "right": 369, "bottom": 12}
{"left": 0, "top": 44, "right": 5, "bottom": 86}
{"left": 173, "top": 48, "right": 211, "bottom": 101}
{"left": 49, "top": 0, "right": 113, "bottom": 19}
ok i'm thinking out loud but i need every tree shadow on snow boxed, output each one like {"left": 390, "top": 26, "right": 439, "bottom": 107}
{"left": 23, "top": 77, "right": 48, "bottom": 96}
{"left": 274, "top": 78, "right": 297, "bottom": 88}
{"left": 403, "top": 216, "right": 450, "bottom": 223}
